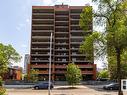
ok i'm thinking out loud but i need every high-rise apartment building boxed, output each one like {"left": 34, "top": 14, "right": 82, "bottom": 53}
{"left": 30, "top": 4, "right": 96, "bottom": 81}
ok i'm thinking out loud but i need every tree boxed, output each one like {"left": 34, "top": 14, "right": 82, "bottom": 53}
{"left": 80, "top": 0, "right": 127, "bottom": 95}
{"left": 66, "top": 63, "right": 82, "bottom": 87}
{"left": 28, "top": 69, "right": 38, "bottom": 82}
{"left": 0, "top": 43, "right": 21, "bottom": 76}
{"left": 108, "top": 51, "right": 127, "bottom": 79}
{"left": 98, "top": 69, "right": 109, "bottom": 78}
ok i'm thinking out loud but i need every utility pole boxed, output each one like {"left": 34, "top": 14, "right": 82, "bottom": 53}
{"left": 48, "top": 32, "right": 52, "bottom": 95}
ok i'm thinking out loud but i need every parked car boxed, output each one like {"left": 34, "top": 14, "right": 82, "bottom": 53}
{"left": 33, "top": 82, "right": 54, "bottom": 89}
{"left": 103, "top": 83, "right": 119, "bottom": 90}
{"left": 97, "top": 78, "right": 109, "bottom": 81}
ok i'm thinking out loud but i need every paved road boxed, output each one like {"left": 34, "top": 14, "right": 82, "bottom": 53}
{"left": 7, "top": 85, "right": 127, "bottom": 95}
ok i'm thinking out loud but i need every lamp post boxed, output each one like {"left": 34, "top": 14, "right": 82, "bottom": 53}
{"left": 48, "top": 32, "right": 52, "bottom": 95}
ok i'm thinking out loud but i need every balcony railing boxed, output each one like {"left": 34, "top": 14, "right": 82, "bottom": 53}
{"left": 32, "top": 42, "right": 50, "bottom": 44}
{"left": 54, "top": 61, "right": 68, "bottom": 63}
{"left": 55, "top": 65, "right": 67, "bottom": 68}
{"left": 32, "top": 30, "right": 53, "bottom": 33}
{"left": 55, "top": 71, "right": 66, "bottom": 74}
{"left": 32, "top": 24, "right": 54, "bottom": 27}
{"left": 71, "top": 30, "right": 84, "bottom": 33}
{"left": 55, "top": 43, "right": 69, "bottom": 46}
{"left": 31, "top": 60, "right": 49, "bottom": 62}
{"left": 32, "top": 36, "right": 50, "bottom": 39}
{"left": 54, "top": 49, "right": 69, "bottom": 51}
{"left": 31, "top": 64, "right": 49, "bottom": 68}
{"left": 38, "top": 70, "right": 49, "bottom": 74}
{"left": 71, "top": 54, "right": 86, "bottom": 57}
{"left": 71, "top": 36, "right": 83, "bottom": 39}
{"left": 70, "top": 42, "right": 82, "bottom": 45}
{"left": 55, "top": 26, "right": 69, "bottom": 28}
{"left": 55, "top": 38, "right": 68, "bottom": 40}
{"left": 55, "top": 55, "right": 69, "bottom": 57}
{"left": 31, "top": 54, "right": 50, "bottom": 56}
{"left": 31, "top": 48, "right": 50, "bottom": 50}
{"left": 78, "top": 64, "right": 93, "bottom": 68}
{"left": 55, "top": 15, "right": 68, "bottom": 18}
{"left": 33, "top": 13, "right": 54, "bottom": 15}
{"left": 82, "top": 71, "right": 93, "bottom": 74}
{"left": 55, "top": 32, "right": 68, "bottom": 34}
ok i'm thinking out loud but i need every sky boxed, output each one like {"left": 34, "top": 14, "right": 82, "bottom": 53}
{"left": 0, "top": 0, "right": 103, "bottom": 68}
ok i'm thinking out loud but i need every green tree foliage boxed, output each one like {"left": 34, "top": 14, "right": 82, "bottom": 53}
{"left": 98, "top": 69, "right": 109, "bottom": 78}
{"left": 29, "top": 69, "right": 38, "bottom": 82}
{"left": 0, "top": 43, "right": 21, "bottom": 76}
{"left": 66, "top": 63, "right": 82, "bottom": 87}
{"left": 0, "top": 87, "right": 6, "bottom": 95}
{"left": 80, "top": 0, "right": 127, "bottom": 95}
{"left": 109, "top": 51, "right": 127, "bottom": 79}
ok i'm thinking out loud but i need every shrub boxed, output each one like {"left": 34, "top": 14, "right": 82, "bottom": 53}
{"left": 0, "top": 77, "right": 3, "bottom": 86}
{"left": 0, "top": 87, "right": 6, "bottom": 95}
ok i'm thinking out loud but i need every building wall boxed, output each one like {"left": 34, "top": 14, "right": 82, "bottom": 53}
{"left": 24, "top": 54, "right": 30, "bottom": 74}
{"left": 3, "top": 67, "right": 22, "bottom": 80}
{"left": 30, "top": 5, "right": 96, "bottom": 81}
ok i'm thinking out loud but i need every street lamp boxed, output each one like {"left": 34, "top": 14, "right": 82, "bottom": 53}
{"left": 48, "top": 32, "right": 52, "bottom": 95}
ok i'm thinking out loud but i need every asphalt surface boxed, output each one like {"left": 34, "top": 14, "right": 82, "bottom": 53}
{"left": 6, "top": 85, "right": 127, "bottom": 95}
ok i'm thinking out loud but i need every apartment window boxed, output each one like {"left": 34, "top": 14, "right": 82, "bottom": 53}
{"left": 62, "top": 59, "right": 66, "bottom": 62}
{"left": 72, "top": 58, "right": 76, "bottom": 62}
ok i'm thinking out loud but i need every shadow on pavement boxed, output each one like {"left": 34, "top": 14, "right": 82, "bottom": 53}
{"left": 56, "top": 87, "right": 78, "bottom": 90}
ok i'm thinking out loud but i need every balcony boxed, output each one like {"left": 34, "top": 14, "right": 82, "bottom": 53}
{"left": 32, "top": 25, "right": 54, "bottom": 30}
{"left": 78, "top": 64, "right": 93, "bottom": 68}
{"left": 55, "top": 26, "right": 69, "bottom": 29}
{"left": 71, "top": 36, "right": 83, "bottom": 39}
{"left": 70, "top": 19, "right": 79, "bottom": 21}
{"left": 55, "top": 43, "right": 69, "bottom": 46}
{"left": 55, "top": 70, "right": 66, "bottom": 74}
{"left": 32, "top": 19, "right": 54, "bottom": 24}
{"left": 32, "top": 42, "right": 50, "bottom": 45}
{"left": 71, "top": 54, "right": 86, "bottom": 57}
{"left": 54, "top": 61, "right": 68, "bottom": 63}
{"left": 32, "top": 36, "right": 50, "bottom": 39}
{"left": 33, "top": 13, "right": 54, "bottom": 15}
{"left": 32, "top": 30, "right": 53, "bottom": 33}
{"left": 38, "top": 70, "right": 49, "bottom": 74}
{"left": 55, "top": 65, "right": 66, "bottom": 68}
{"left": 31, "top": 48, "right": 50, "bottom": 51}
{"left": 71, "top": 30, "right": 84, "bottom": 33}
{"left": 32, "top": 24, "right": 54, "bottom": 27}
{"left": 31, "top": 54, "right": 50, "bottom": 57}
{"left": 54, "top": 49, "right": 69, "bottom": 51}
{"left": 55, "top": 55, "right": 68, "bottom": 57}
{"left": 82, "top": 71, "right": 93, "bottom": 74}
{"left": 70, "top": 42, "right": 82, "bottom": 45}
{"left": 55, "top": 15, "right": 68, "bottom": 18}
{"left": 55, "top": 37, "right": 68, "bottom": 40}
{"left": 71, "top": 48, "right": 79, "bottom": 51}
{"left": 70, "top": 13, "right": 80, "bottom": 16}
{"left": 31, "top": 60, "right": 49, "bottom": 62}
{"left": 31, "top": 64, "right": 49, "bottom": 68}
{"left": 55, "top": 32, "right": 68, "bottom": 34}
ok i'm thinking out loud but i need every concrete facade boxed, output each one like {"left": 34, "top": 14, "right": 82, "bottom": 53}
{"left": 29, "top": 4, "right": 96, "bottom": 81}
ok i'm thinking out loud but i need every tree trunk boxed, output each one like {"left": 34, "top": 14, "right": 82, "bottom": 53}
{"left": 116, "top": 48, "right": 123, "bottom": 95}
